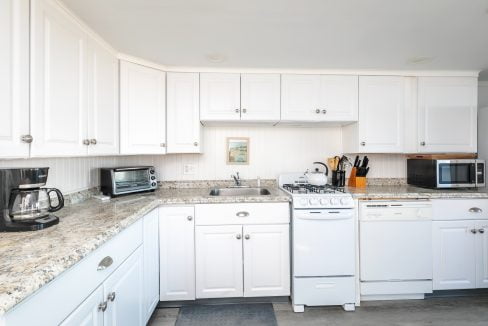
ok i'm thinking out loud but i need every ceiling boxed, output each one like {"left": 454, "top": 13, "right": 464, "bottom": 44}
{"left": 62, "top": 0, "right": 488, "bottom": 76}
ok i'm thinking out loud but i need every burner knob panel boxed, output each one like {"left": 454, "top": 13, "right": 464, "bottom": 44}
{"left": 330, "top": 198, "right": 339, "bottom": 206}
{"left": 320, "top": 198, "right": 330, "bottom": 206}
{"left": 309, "top": 198, "right": 318, "bottom": 205}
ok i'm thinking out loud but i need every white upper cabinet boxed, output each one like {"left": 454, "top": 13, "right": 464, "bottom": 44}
{"left": 30, "top": 0, "right": 88, "bottom": 157}
{"left": 120, "top": 61, "right": 166, "bottom": 154}
{"left": 343, "top": 76, "right": 405, "bottom": 153}
{"left": 417, "top": 77, "right": 477, "bottom": 153}
{"left": 281, "top": 74, "right": 358, "bottom": 122}
{"left": 240, "top": 74, "right": 281, "bottom": 122}
{"left": 0, "top": 0, "right": 30, "bottom": 158}
{"left": 166, "top": 72, "right": 201, "bottom": 153}
{"left": 86, "top": 39, "right": 119, "bottom": 156}
{"left": 200, "top": 73, "right": 241, "bottom": 121}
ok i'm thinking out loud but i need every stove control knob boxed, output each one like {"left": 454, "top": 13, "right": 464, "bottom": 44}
{"left": 320, "top": 198, "right": 330, "bottom": 206}
{"left": 340, "top": 197, "right": 351, "bottom": 206}
{"left": 330, "top": 198, "right": 339, "bottom": 206}
{"left": 299, "top": 198, "right": 308, "bottom": 206}
{"left": 309, "top": 198, "right": 318, "bottom": 206}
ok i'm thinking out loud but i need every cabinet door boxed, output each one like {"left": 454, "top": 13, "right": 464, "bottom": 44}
{"left": 433, "top": 221, "right": 476, "bottom": 290}
{"left": 166, "top": 72, "right": 201, "bottom": 153}
{"left": 241, "top": 74, "right": 280, "bottom": 122}
{"left": 358, "top": 76, "right": 405, "bottom": 152}
{"left": 200, "top": 73, "right": 241, "bottom": 121}
{"left": 318, "top": 75, "right": 358, "bottom": 122}
{"left": 30, "top": 0, "right": 88, "bottom": 157}
{"left": 195, "top": 225, "right": 243, "bottom": 298}
{"left": 243, "top": 224, "right": 290, "bottom": 297}
{"left": 87, "top": 39, "right": 119, "bottom": 156}
{"left": 281, "top": 74, "right": 321, "bottom": 121}
{"left": 120, "top": 61, "right": 166, "bottom": 154}
{"left": 476, "top": 220, "right": 488, "bottom": 288}
{"left": 418, "top": 77, "right": 477, "bottom": 153}
{"left": 60, "top": 286, "right": 104, "bottom": 326}
{"left": 159, "top": 206, "right": 195, "bottom": 301}
{"left": 104, "top": 246, "right": 144, "bottom": 326}
{"left": 0, "top": 0, "right": 30, "bottom": 158}
{"left": 143, "top": 209, "right": 159, "bottom": 323}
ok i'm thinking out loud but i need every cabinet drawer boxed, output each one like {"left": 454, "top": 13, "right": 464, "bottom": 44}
{"left": 432, "top": 199, "right": 488, "bottom": 221}
{"left": 5, "top": 219, "right": 143, "bottom": 326}
{"left": 195, "top": 203, "right": 290, "bottom": 225}
{"left": 293, "top": 277, "right": 355, "bottom": 306}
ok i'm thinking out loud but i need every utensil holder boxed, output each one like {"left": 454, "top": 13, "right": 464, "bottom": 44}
{"left": 332, "top": 170, "right": 346, "bottom": 187}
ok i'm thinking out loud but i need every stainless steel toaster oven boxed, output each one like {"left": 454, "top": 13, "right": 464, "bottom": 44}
{"left": 100, "top": 166, "right": 157, "bottom": 196}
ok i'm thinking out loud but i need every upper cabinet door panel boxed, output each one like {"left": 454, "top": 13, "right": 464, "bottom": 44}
{"left": 358, "top": 76, "right": 405, "bottom": 153}
{"left": 30, "top": 0, "right": 88, "bottom": 157}
{"left": 418, "top": 77, "right": 477, "bottom": 153}
{"left": 166, "top": 72, "right": 201, "bottom": 153}
{"left": 87, "top": 39, "right": 119, "bottom": 156}
{"left": 319, "top": 75, "right": 358, "bottom": 121}
{"left": 0, "top": 0, "right": 30, "bottom": 158}
{"left": 120, "top": 61, "right": 166, "bottom": 154}
{"left": 240, "top": 74, "right": 281, "bottom": 122}
{"left": 281, "top": 74, "right": 321, "bottom": 121}
{"left": 200, "top": 73, "right": 240, "bottom": 121}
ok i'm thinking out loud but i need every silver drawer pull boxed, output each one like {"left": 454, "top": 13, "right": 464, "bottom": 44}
{"left": 107, "top": 291, "right": 116, "bottom": 302}
{"left": 469, "top": 207, "right": 483, "bottom": 213}
{"left": 479, "top": 229, "right": 485, "bottom": 234}
{"left": 98, "top": 301, "right": 108, "bottom": 312}
{"left": 236, "top": 211, "right": 249, "bottom": 217}
{"left": 97, "top": 256, "right": 113, "bottom": 271}
{"left": 471, "top": 229, "right": 478, "bottom": 234}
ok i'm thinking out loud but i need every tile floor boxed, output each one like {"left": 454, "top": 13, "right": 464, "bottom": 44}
{"left": 148, "top": 296, "right": 488, "bottom": 326}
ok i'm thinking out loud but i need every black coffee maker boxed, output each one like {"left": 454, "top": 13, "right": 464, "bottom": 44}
{"left": 0, "top": 167, "right": 63, "bottom": 232}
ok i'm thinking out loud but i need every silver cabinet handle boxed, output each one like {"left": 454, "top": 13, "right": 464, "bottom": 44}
{"left": 420, "top": 141, "right": 426, "bottom": 146}
{"left": 90, "top": 139, "right": 97, "bottom": 145}
{"left": 194, "top": 142, "right": 198, "bottom": 146}
{"left": 360, "top": 142, "right": 366, "bottom": 146}
{"left": 160, "top": 143, "right": 166, "bottom": 147}
{"left": 235, "top": 109, "right": 240, "bottom": 113}
{"left": 236, "top": 211, "right": 249, "bottom": 217}
{"left": 315, "top": 109, "right": 320, "bottom": 114}
{"left": 21, "top": 135, "right": 33, "bottom": 143}
{"left": 471, "top": 229, "right": 478, "bottom": 234}
{"left": 242, "top": 108, "right": 247, "bottom": 113}
{"left": 479, "top": 229, "right": 485, "bottom": 234}
{"left": 236, "top": 234, "right": 242, "bottom": 240}
{"left": 322, "top": 109, "right": 327, "bottom": 114}
{"left": 107, "top": 292, "right": 116, "bottom": 302}
{"left": 187, "top": 216, "right": 193, "bottom": 221}
{"left": 83, "top": 139, "right": 90, "bottom": 146}
{"left": 469, "top": 207, "right": 483, "bottom": 213}
{"left": 98, "top": 301, "right": 108, "bottom": 312}
{"left": 245, "top": 234, "right": 250, "bottom": 240}
{"left": 97, "top": 256, "right": 113, "bottom": 271}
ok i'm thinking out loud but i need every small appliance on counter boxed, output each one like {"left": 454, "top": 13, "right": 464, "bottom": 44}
{"left": 100, "top": 166, "right": 157, "bottom": 197}
{"left": 407, "top": 157, "right": 485, "bottom": 189}
{"left": 0, "top": 167, "right": 63, "bottom": 232}
{"left": 348, "top": 155, "right": 369, "bottom": 188}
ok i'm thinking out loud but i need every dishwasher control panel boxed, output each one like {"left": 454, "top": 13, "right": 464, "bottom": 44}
{"left": 359, "top": 201, "right": 432, "bottom": 221}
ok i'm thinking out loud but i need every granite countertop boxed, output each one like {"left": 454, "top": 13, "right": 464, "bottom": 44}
{"left": 347, "top": 185, "right": 488, "bottom": 200}
{"left": 0, "top": 186, "right": 290, "bottom": 316}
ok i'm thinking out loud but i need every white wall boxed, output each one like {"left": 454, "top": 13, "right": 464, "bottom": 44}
{"left": 0, "top": 126, "right": 408, "bottom": 193}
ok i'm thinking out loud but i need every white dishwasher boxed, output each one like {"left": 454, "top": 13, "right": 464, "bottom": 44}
{"left": 359, "top": 201, "right": 433, "bottom": 301}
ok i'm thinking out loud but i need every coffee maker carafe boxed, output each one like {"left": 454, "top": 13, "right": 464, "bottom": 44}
{"left": 0, "top": 167, "right": 62, "bottom": 232}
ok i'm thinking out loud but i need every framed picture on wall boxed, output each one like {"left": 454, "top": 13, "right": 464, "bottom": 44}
{"left": 226, "top": 137, "right": 249, "bottom": 165}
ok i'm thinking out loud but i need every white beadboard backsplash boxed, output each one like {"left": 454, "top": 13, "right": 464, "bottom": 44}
{"left": 0, "top": 126, "right": 407, "bottom": 193}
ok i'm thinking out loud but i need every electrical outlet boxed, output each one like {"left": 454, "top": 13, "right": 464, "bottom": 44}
{"left": 183, "top": 164, "right": 196, "bottom": 175}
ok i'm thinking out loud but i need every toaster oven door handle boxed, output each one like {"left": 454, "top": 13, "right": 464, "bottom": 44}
{"left": 113, "top": 167, "right": 148, "bottom": 171}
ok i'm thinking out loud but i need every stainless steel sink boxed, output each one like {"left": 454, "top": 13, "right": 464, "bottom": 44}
{"left": 209, "top": 187, "right": 271, "bottom": 196}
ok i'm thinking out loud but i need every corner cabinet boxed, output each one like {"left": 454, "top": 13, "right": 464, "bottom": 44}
{"left": 281, "top": 74, "right": 358, "bottom": 123}
{"left": 0, "top": 0, "right": 30, "bottom": 158}
{"left": 343, "top": 76, "right": 405, "bottom": 153}
{"left": 120, "top": 61, "right": 166, "bottom": 154}
{"left": 166, "top": 72, "right": 201, "bottom": 153}
{"left": 417, "top": 77, "right": 477, "bottom": 153}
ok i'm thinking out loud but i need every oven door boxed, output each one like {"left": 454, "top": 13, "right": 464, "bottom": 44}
{"left": 293, "top": 209, "right": 355, "bottom": 277}
{"left": 436, "top": 160, "right": 476, "bottom": 188}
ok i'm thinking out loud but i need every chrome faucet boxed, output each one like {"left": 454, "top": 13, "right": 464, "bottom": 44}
{"left": 231, "top": 172, "right": 242, "bottom": 187}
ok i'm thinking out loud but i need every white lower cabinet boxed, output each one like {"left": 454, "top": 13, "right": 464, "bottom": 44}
{"left": 243, "top": 224, "right": 290, "bottom": 297}
{"left": 143, "top": 209, "right": 160, "bottom": 323}
{"left": 60, "top": 286, "right": 104, "bottom": 326}
{"left": 195, "top": 225, "right": 244, "bottom": 298}
{"left": 475, "top": 220, "right": 488, "bottom": 288}
{"left": 159, "top": 206, "right": 196, "bottom": 301}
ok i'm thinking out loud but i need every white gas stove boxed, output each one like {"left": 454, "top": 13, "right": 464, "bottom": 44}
{"left": 279, "top": 173, "right": 356, "bottom": 313}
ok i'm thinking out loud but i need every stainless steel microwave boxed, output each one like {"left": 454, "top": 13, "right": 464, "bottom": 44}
{"left": 407, "top": 159, "right": 485, "bottom": 189}
{"left": 100, "top": 166, "right": 157, "bottom": 196}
